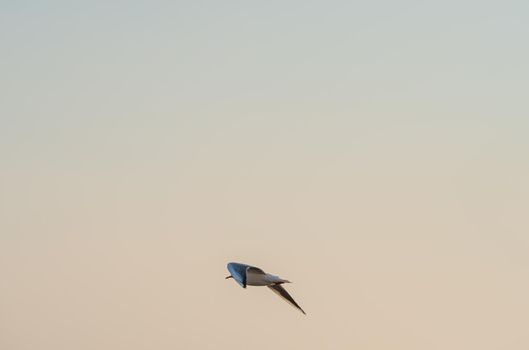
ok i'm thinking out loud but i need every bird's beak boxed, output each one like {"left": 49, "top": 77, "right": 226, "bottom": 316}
{"left": 225, "top": 275, "right": 233, "bottom": 279}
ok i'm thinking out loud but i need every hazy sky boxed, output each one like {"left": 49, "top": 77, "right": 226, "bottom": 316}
{"left": 1, "top": 1, "right": 529, "bottom": 349}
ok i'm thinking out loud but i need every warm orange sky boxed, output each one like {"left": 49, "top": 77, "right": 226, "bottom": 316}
{"left": 2, "top": 1, "right": 529, "bottom": 349}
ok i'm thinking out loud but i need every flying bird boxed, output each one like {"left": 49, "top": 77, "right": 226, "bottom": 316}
{"left": 225, "top": 262, "right": 306, "bottom": 315}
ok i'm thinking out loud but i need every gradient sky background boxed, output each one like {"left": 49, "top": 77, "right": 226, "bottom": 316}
{"left": 1, "top": 1, "right": 529, "bottom": 349}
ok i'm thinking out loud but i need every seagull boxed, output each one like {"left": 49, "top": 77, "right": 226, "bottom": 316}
{"left": 225, "top": 262, "right": 306, "bottom": 315}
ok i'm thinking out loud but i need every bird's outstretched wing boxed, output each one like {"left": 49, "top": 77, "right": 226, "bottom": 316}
{"left": 227, "top": 263, "right": 249, "bottom": 288}
{"left": 227, "top": 263, "right": 266, "bottom": 288}
{"left": 268, "top": 284, "right": 306, "bottom": 315}
{"left": 246, "top": 266, "right": 266, "bottom": 275}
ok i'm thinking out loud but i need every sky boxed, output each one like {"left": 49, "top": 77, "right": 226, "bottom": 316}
{"left": 1, "top": 1, "right": 529, "bottom": 349}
